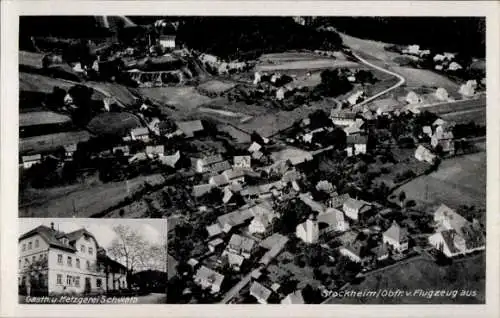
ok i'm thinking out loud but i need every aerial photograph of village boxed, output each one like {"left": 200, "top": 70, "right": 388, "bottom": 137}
{"left": 18, "top": 16, "right": 486, "bottom": 305}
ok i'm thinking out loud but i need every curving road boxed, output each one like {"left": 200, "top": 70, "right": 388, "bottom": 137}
{"left": 350, "top": 51, "right": 406, "bottom": 107}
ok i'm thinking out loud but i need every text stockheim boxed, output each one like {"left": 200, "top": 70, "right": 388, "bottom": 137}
{"left": 322, "top": 289, "right": 479, "bottom": 299}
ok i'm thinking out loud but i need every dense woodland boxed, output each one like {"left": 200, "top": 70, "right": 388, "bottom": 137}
{"left": 318, "top": 17, "right": 486, "bottom": 57}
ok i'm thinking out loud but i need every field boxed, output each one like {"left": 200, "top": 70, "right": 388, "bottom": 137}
{"left": 198, "top": 80, "right": 237, "bottom": 95}
{"left": 87, "top": 112, "right": 142, "bottom": 136}
{"left": 20, "top": 130, "right": 92, "bottom": 155}
{"left": 19, "top": 51, "right": 44, "bottom": 69}
{"left": 390, "top": 66, "right": 460, "bottom": 96}
{"left": 394, "top": 149, "right": 486, "bottom": 212}
{"left": 326, "top": 254, "right": 485, "bottom": 304}
{"left": 19, "top": 173, "right": 165, "bottom": 217}
{"left": 20, "top": 72, "right": 106, "bottom": 100}
{"left": 255, "top": 51, "right": 359, "bottom": 72}
{"left": 87, "top": 82, "right": 140, "bottom": 107}
{"left": 139, "top": 86, "right": 213, "bottom": 116}
{"left": 19, "top": 111, "right": 72, "bottom": 127}
{"left": 441, "top": 108, "right": 486, "bottom": 125}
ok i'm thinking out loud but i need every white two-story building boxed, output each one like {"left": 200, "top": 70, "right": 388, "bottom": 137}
{"left": 18, "top": 223, "right": 127, "bottom": 296}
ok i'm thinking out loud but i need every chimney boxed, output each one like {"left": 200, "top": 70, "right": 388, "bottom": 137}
{"left": 50, "top": 222, "right": 55, "bottom": 230}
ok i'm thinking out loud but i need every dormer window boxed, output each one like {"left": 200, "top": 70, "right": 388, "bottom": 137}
{"left": 61, "top": 238, "right": 69, "bottom": 245}
{"left": 80, "top": 245, "right": 85, "bottom": 253}
{"left": 28, "top": 242, "right": 32, "bottom": 250}
{"left": 35, "top": 239, "right": 39, "bottom": 248}
{"left": 88, "top": 247, "right": 93, "bottom": 255}
{"left": 22, "top": 244, "right": 26, "bottom": 252}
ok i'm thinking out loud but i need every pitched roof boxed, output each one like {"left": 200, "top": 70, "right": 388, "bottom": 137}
{"left": 248, "top": 142, "right": 262, "bottom": 153}
{"left": 176, "top": 120, "right": 204, "bottom": 138}
{"left": 250, "top": 281, "right": 272, "bottom": 302}
{"left": 329, "top": 193, "right": 351, "bottom": 208}
{"left": 281, "top": 290, "right": 305, "bottom": 304}
{"left": 318, "top": 208, "right": 345, "bottom": 227}
{"left": 228, "top": 234, "right": 256, "bottom": 252}
{"left": 383, "top": 221, "right": 408, "bottom": 242}
{"left": 206, "top": 223, "right": 222, "bottom": 238}
{"left": 210, "top": 174, "right": 230, "bottom": 187}
{"left": 192, "top": 183, "right": 215, "bottom": 197}
{"left": 202, "top": 154, "right": 224, "bottom": 166}
{"left": 343, "top": 198, "right": 371, "bottom": 212}
{"left": 330, "top": 109, "right": 357, "bottom": 120}
{"left": 132, "top": 127, "right": 149, "bottom": 136}
{"left": 233, "top": 155, "right": 251, "bottom": 166}
{"left": 146, "top": 145, "right": 165, "bottom": 155}
{"left": 252, "top": 150, "right": 264, "bottom": 160}
{"left": 194, "top": 266, "right": 224, "bottom": 287}
{"left": 346, "top": 135, "right": 368, "bottom": 145}
{"left": 343, "top": 241, "right": 364, "bottom": 257}
{"left": 22, "top": 154, "right": 42, "bottom": 162}
{"left": 217, "top": 208, "right": 254, "bottom": 229}
{"left": 225, "top": 251, "right": 245, "bottom": 267}
{"left": 434, "top": 204, "right": 468, "bottom": 233}
{"left": 19, "top": 225, "right": 82, "bottom": 252}
{"left": 159, "top": 151, "right": 181, "bottom": 168}
{"left": 371, "top": 243, "right": 389, "bottom": 258}
{"left": 208, "top": 238, "right": 224, "bottom": 246}
{"left": 210, "top": 160, "right": 232, "bottom": 174}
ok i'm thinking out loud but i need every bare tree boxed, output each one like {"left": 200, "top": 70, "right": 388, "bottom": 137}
{"left": 108, "top": 225, "right": 167, "bottom": 289}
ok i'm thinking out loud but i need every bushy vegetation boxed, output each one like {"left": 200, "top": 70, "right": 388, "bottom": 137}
{"left": 176, "top": 17, "right": 343, "bottom": 60}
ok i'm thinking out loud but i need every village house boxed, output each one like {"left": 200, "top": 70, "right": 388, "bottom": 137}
{"left": 414, "top": 145, "right": 437, "bottom": 164}
{"left": 371, "top": 243, "right": 389, "bottom": 261}
{"left": 347, "top": 90, "right": 365, "bottom": 106}
{"left": 145, "top": 145, "right": 165, "bottom": 158}
{"left": 434, "top": 87, "right": 450, "bottom": 102}
{"left": 296, "top": 215, "right": 319, "bottom": 244}
{"left": 21, "top": 154, "right": 42, "bottom": 169}
{"left": 192, "top": 183, "right": 215, "bottom": 198}
{"left": 63, "top": 144, "right": 77, "bottom": 160}
{"left": 209, "top": 174, "right": 230, "bottom": 188}
{"left": 330, "top": 110, "right": 357, "bottom": 126}
{"left": 328, "top": 193, "right": 352, "bottom": 208}
{"left": 158, "top": 35, "right": 176, "bottom": 50}
{"left": 345, "top": 135, "right": 368, "bottom": 157}
{"left": 372, "top": 98, "right": 403, "bottom": 116}
{"left": 159, "top": 150, "right": 181, "bottom": 168}
{"left": 208, "top": 238, "right": 225, "bottom": 253}
{"left": 431, "top": 131, "right": 455, "bottom": 153}
{"left": 448, "top": 61, "right": 463, "bottom": 71}
{"left": 241, "top": 181, "right": 284, "bottom": 201}
{"left": 317, "top": 208, "right": 350, "bottom": 235}
{"left": 112, "top": 145, "right": 130, "bottom": 156}
{"left": 193, "top": 266, "right": 224, "bottom": 294}
{"left": 250, "top": 281, "right": 272, "bottom": 304}
{"left": 226, "top": 234, "right": 257, "bottom": 259}
{"left": 343, "top": 118, "right": 365, "bottom": 136}
{"left": 18, "top": 224, "right": 127, "bottom": 296}
{"left": 459, "top": 80, "right": 477, "bottom": 98}
{"left": 248, "top": 142, "right": 262, "bottom": 154}
{"left": 302, "top": 127, "right": 326, "bottom": 144}
{"left": 405, "top": 91, "right": 423, "bottom": 105}
{"left": 248, "top": 202, "right": 277, "bottom": 236}
{"left": 382, "top": 221, "right": 409, "bottom": 252}
{"left": 194, "top": 154, "right": 231, "bottom": 174}
{"left": 216, "top": 208, "right": 255, "bottom": 233}
{"left": 233, "top": 155, "right": 251, "bottom": 169}
{"left": 339, "top": 241, "right": 364, "bottom": 263}
{"left": 129, "top": 127, "right": 150, "bottom": 142}
{"left": 428, "top": 204, "right": 485, "bottom": 258}
{"left": 343, "top": 198, "right": 372, "bottom": 222}
{"left": 127, "top": 152, "right": 148, "bottom": 164}
{"left": 422, "top": 126, "right": 433, "bottom": 138}
{"left": 175, "top": 120, "right": 204, "bottom": 138}
{"left": 206, "top": 223, "right": 223, "bottom": 239}
{"left": 281, "top": 289, "right": 305, "bottom": 304}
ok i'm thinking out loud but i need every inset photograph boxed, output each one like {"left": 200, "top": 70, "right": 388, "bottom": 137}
{"left": 18, "top": 218, "right": 167, "bottom": 304}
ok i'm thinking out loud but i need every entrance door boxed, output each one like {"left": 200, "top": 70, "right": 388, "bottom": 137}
{"left": 84, "top": 277, "right": 91, "bottom": 294}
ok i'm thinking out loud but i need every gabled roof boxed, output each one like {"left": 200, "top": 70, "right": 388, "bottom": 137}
{"left": 217, "top": 208, "right": 254, "bottom": 229}
{"left": 346, "top": 135, "right": 368, "bottom": 145}
{"left": 145, "top": 145, "right": 165, "bottom": 155}
{"left": 248, "top": 142, "right": 262, "bottom": 153}
{"left": 192, "top": 183, "right": 215, "bottom": 197}
{"left": 131, "top": 127, "right": 149, "bottom": 136}
{"left": 383, "top": 221, "right": 408, "bottom": 242}
{"left": 318, "top": 208, "right": 345, "bottom": 227}
{"left": 343, "top": 198, "right": 371, "bottom": 212}
{"left": 250, "top": 281, "right": 272, "bottom": 302}
{"left": 210, "top": 160, "right": 232, "bottom": 174}
{"left": 159, "top": 151, "right": 181, "bottom": 168}
{"left": 22, "top": 154, "right": 42, "bottom": 162}
{"left": 330, "top": 110, "right": 357, "bottom": 120}
{"left": 281, "top": 290, "right": 305, "bottom": 304}
{"left": 206, "top": 223, "right": 222, "bottom": 238}
{"left": 343, "top": 241, "right": 364, "bottom": 257}
{"left": 371, "top": 243, "right": 389, "bottom": 258}
{"left": 228, "top": 234, "right": 256, "bottom": 252}
{"left": 225, "top": 251, "right": 245, "bottom": 267}
{"left": 176, "top": 120, "right": 204, "bottom": 138}
{"left": 19, "top": 225, "right": 80, "bottom": 252}
{"left": 194, "top": 266, "right": 224, "bottom": 287}
{"left": 202, "top": 154, "right": 224, "bottom": 166}
{"left": 233, "top": 155, "right": 251, "bottom": 166}
{"left": 434, "top": 204, "right": 468, "bottom": 233}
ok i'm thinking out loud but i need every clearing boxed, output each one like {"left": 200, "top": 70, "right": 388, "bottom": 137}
{"left": 20, "top": 130, "right": 92, "bottom": 155}
{"left": 87, "top": 112, "right": 142, "bottom": 136}
{"left": 19, "top": 173, "right": 165, "bottom": 218}
{"left": 325, "top": 253, "right": 485, "bottom": 304}
{"left": 394, "top": 149, "right": 486, "bottom": 212}
{"left": 139, "top": 86, "right": 212, "bottom": 116}
{"left": 19, "top": 111, "right": 72, "bottom": 127}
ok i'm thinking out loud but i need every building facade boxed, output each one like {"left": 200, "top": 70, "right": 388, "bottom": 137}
{"left": 18, "top": 224, "right": 127, "bottom": 296}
